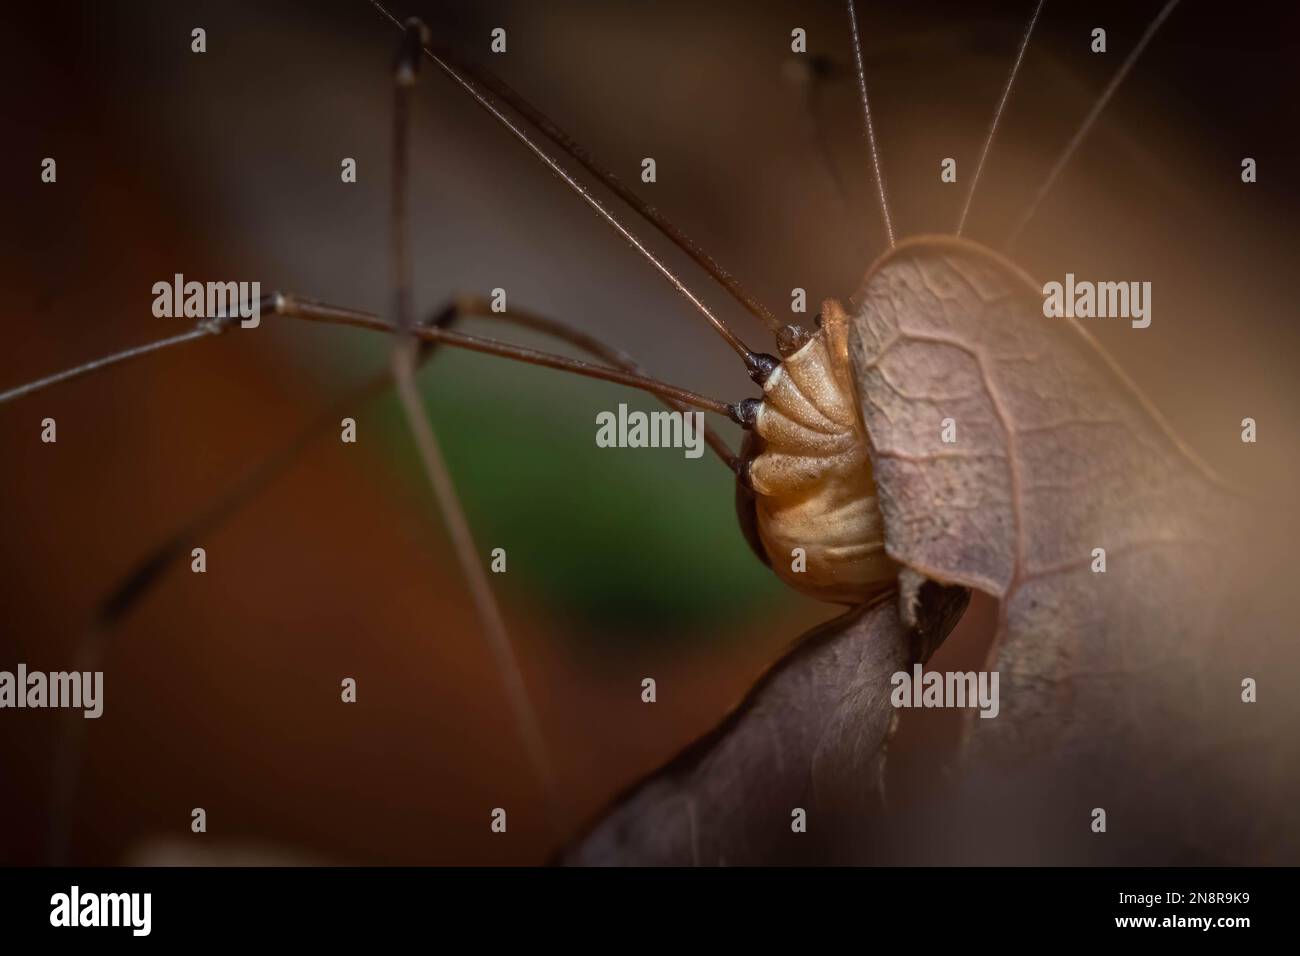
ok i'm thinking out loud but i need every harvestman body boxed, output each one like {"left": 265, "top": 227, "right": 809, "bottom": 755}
{"left": 1, "top": 0, "right": 1183, "bottom": 858}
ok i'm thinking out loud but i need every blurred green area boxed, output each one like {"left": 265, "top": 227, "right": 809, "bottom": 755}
{"left": 342, "top": 333, "right": 795, "bottom": 649}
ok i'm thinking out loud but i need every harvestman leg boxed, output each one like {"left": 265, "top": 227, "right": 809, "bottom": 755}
{"left": 383, "top": 19, "right": 565, "bottom": 830}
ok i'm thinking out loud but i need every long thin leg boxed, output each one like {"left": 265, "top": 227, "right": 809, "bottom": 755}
{"left": 365, "top": 0, "right": 779, "bottom": 334}
{"left": 4, "top": 294, "right": 746, "bottom": 427}
{"left": 275, "top": 294, "right": 746, "bottom": 423}
{"left": 384, "top": 19, "right": 566, "bottom": 832}
{"left": 0, "top": 317, "right": 234, "bottom": 406}
{"left": 846, "top": 0, "right": 895, "bottom": 247}
{"left": 364, "top": 0, "right": 776, "bottom": 382}
{"left": 955, "top": 0, "right": 1046, "bottom": 237}
{"left": 446, "top": 295, "right": 737, "bottom": 469}
{"left": 1006, "top": 0, "right": 1182, "bottom": 248}
{"left": 426, "top": 24, "right": 779, "bottom": 334}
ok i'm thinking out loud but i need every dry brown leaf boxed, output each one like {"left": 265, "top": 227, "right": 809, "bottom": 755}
{"left": 850, "top": 236, "right": 1296, "bottom": 863}
{"left": 563, "top": 583, "right": 968, "bottom": 865}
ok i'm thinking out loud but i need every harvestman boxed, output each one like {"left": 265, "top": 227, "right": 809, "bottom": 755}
{"left": 0, "top": 0, "right": 1185, "bottom": 859}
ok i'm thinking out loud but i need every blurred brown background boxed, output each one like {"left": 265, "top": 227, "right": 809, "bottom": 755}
{"left": 1, "top": 0, "right": 1295, "bottom": 864}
